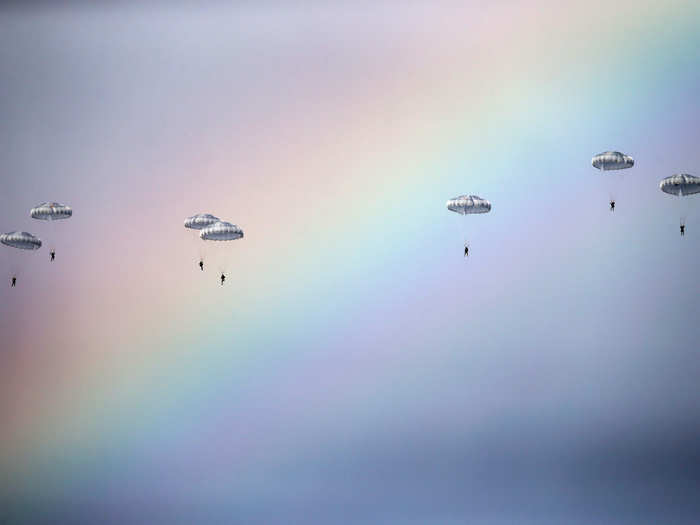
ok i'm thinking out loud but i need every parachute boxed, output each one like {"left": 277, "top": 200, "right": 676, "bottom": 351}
{"left": 30, "top": 202, "right": 72, "bottom": 221}
{"left": 659, "top": 174, "right": 700, "bottom": 196}
{"left": 184, "top": 213, "right": 220, "bottom": 230}
{"left": 447, "top": 195, "right": 491, "bottom": 255}
{"left": 659, "top": 174, "right": 700, "bottom": 231}
{"left": 591, "top": 151, "right": 634, "bottom": 171}
{"left": 30, "top": 202, "right": 72, "bottom": 258}
{"left": 200, "top": 221, "right": 244, "bottom": 276}
{"left": 1, "top": 231, "right": 42, "bottom": 250}
{"left": 184, "top": 213, "right": 220, "bottom": 269}
{"left": 200, "top": 221, "right": 244, "bottom": 241}
{"left": 591, "top": 151, "right": 634, "bottom": 207}
{"left": 1, "top": 231, "right": 42, "bottom": 282}
{"left": 447, "top": 195, "right": 492, "bottom": 215}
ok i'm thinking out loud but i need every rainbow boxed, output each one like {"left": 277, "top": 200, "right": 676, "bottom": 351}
{"left": 1, "top": 1, "right": 699, "bottom": 511}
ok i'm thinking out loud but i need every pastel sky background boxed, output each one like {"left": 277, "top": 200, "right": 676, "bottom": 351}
{"left": 1, "top": 1, "right": 699, "bottom": 523}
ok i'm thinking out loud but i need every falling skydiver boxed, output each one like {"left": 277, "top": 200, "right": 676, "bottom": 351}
{"left": 659, "top": 174, "right": 700, "bottom": 236}
{"left": 199, "top": 221, "right": 244, "bottom": 287}
{"left": 185, "top": 214, "right": 220, "bottom": 273}
{"left": 30, "top": 203, "right": 72, "bottom": 261}
{"left": 446, "top": 195, "right": 492, "bottom": 257}
{"left": 591, "top": 151, "right": 634, "bottom": 210}
{"left": 1, "top": 231, "right": 42, "bottom": 287}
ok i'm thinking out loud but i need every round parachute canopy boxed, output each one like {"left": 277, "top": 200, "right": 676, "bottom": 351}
{"left": 446, "top": 195, "right": 492, "bottom": 215}
{"left": 185, "top": 213, "right": 220, "bottom": 230}
{"left": 30, "top": 202, "right": 72, "bottom": 220}
{"left": 1, "top": 231, "right": 42, "bottom": 250}
{"left": 200, "top": 221, "right": 244, "bottom": 241}
{"left": 591, "top": 151, "right": 634, "bottom": 171}
{"left": 659, "top": 174, "right": 700, "bottom": 196}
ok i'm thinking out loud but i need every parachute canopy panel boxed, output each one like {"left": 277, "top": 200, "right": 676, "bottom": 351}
{"left": 446, "top": 195, "right": 492, "bottom": 215}
{"left": 200, "top": 221, "right": 244, "bottom": 241}
{"left": 185, "top": 213, "right": 220, "bottom": 230}
{"left": 659, "top": 174, "right": 700, "bottom": 196}
{"left": 30, "top": 202, "right": 72, "bottom": 220}
{"left": 591, "top": 151, "right": 634, "bottom": 171}
{"left": 1, "top": 231, "right": 42, "bottom": 250}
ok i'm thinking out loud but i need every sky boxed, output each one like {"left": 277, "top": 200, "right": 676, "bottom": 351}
{"left": 1, "top": 1, "right": 699, "bottom": 523}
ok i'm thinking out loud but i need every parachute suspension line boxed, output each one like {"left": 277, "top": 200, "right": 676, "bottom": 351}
{"left": 198, "top": 237, "right": 207, "bottom": 265}
{"left": 601, "top": 163, "right": 610, "bottom": 201}
{"left": 463, "top": 215, "right": 468, "bottom": 246}
{"left": 48, "top": 217, "right": 56, "bottom": 252}
{"left": 603, "top": 164, "right": 610, "bottom": 201}
{"left": 463, "top": 213, "right": 470, "bottom": 249}
{"left": 679, "top": 187, "right": 686, "bottom": 227}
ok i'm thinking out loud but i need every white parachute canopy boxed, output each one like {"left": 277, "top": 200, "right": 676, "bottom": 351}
{"left": 659, "top": 174, "right": 700, "bottom": 196}
{"left": 30, "top": 202, "right": 73, "bottom": 221}
{"left": 591, "top": 151, "right": 634, "bottom": 171}
{"left": 1, "top": 231, "right": 42, "bottom": 250}
{"left": 200, "top": 221, "right": 244, "bottom": 241}
{"left": 446, "top": 195, "right": 492, "bottom": 215}
{"left": 184, "top": 213, "right": 220, "bottom": 230}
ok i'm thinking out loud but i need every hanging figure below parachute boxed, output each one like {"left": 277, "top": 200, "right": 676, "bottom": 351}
{"left": 659, "top": 174, "right": 700, "bottom": 237}
{"left": 30, "top": 202, "right": 72, "bottom": 260}
{"left": 447, "top": 194, "right": 491, "bottom": 257}
{"left": 1, "top": 231, "right": 42, "bottom": 287}
{"left": 591, "top": 151, "right": 634, "bottom": 211}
